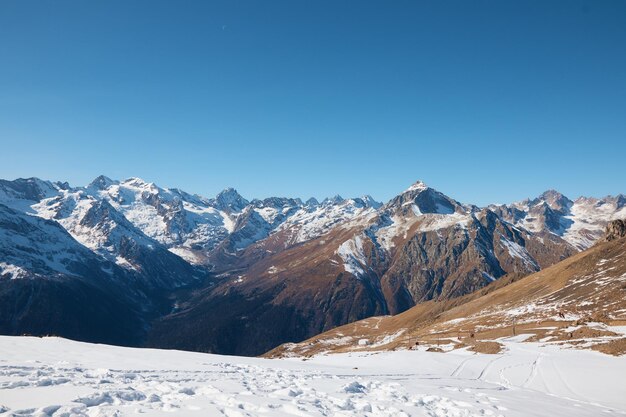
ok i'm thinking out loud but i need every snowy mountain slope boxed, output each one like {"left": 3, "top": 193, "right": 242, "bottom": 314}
{"left": 86, "top": 177, "right": 382, "bottom": 265}
{"left": 0, "top": 204, "right": 146, "bottom": 344}
{"left": 275, "top": 196, "right": 381, "bottom": 247}
{"left": 205, "top": 195, "right": 383, "bottom": 270}
{"left": 334, "top": 183, "right": 577, "bottom": 308}
{"left": 0, "top": 178, "right": 60, "bottom": 213}
{"left": 0, "top": 203, "right": 108, "bottom": 279}
{"left": 33, "top": 191, "right": 154, "bottom": 261}
{"left": 0, "top": 335, "right": 624, "bottom": 416}
{"left": 86, "top": 176, "right": 234, "bottom": 263}
{"left": 2, "top": 177, "right": 622, "bottom": 270}
{"left": 368, "top": 181, "right": 475, "bottom": 252}
{"left": 212, "top": 197, "right": 303, "bottom": 253}
{"left": 0, "top": 179, "right": 207, "bottom": 290}
{"left": 0, "top": 178, "right": 215, "bottom": 346}
{"left": 490, "top": 190, "right": 626, "bottom": 250}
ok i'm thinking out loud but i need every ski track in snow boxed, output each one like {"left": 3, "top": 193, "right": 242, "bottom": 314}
{"left": 0, "top": 337, "right": 625, "bottom": 417}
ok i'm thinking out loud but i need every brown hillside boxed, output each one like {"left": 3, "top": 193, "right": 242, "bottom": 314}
{"left": 267, "top": 235, "right": 626, "bottom": 357}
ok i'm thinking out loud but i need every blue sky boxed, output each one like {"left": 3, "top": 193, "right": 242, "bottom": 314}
{"left": 0, "top": 1, "right": 624, "bottom": 205}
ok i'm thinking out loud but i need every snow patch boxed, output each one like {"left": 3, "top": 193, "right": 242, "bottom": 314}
{"left": 336, "top": 235, "right": 368, "bottom": 278}
{"left": 0, "top": 262, "right": 29, "bottom": 279}
{"left": 500, "top": 237, "right": 539, "bottom": 270}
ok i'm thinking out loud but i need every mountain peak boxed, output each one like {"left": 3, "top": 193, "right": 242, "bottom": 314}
{"left": 404, "top": 180, "right": 429, "bottom": 193}
{"left": 322, "top": 194, "right": 344, "bottom": 205}
{"left": 534, "top": 189, "right": 572, "bottom": 211}
{"left": 539, "top": 189, "right": 565, "bottom": 199}
{"left": 400, "top": 180, "right": 431, "bottom": 195}
{"left": 384, "top": 181, "right": 459, "bottom": 215}
{"left": 218, "top": 187, "right": 238, "bottom": 195}
{"left": 0, "top": 177, "right": 59, "bottom": 201}
{"left": 213, "top": 188, "right": 248, "bottom": 212}
{"left": 88, "top": 175, "right": 118, "bottom": 190}
{"left": 305, "top": 197, "right": 319, "bottom": 207}
{"left": 359, "top": 195, "right": 382, "bottom": 209}
{"left": 123, "top": 177, "right": 150, "bottom": 186}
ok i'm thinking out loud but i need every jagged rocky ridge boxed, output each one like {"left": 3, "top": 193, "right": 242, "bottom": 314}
{"left": 0, "top": 176, "right": 624, "bottom": 355}
{"left": 605, "top": 219, "right": 626, "bottom": 242}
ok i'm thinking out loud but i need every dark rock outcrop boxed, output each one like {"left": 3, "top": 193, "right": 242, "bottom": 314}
{"left": 604, "top": 219, "right": 626, "bottom": 242}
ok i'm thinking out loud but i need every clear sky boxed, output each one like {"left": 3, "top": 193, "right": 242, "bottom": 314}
{"left": 0, "top": 1, "right": 624, "bottom": 205}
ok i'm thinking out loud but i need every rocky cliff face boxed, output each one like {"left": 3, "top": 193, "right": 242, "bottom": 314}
{"left": 604, "top": 219, "right": 626, "bottom": 242}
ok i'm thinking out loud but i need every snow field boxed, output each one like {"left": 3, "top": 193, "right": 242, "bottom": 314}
{"left": 0, "top": 336, "right": 625, "bottom": 416}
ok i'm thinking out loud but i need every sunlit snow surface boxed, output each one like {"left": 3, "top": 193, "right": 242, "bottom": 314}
{"left": 0, "top": 336, "right": 624, "bottom": 416}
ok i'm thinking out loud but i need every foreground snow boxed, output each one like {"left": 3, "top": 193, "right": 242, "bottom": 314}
{"left": 0, "top": 336, "right": 624, "bottom": 416}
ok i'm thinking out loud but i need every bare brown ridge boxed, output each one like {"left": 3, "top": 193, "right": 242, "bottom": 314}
{"left": 267, "top": 232, "right": 626, "bottom": 357}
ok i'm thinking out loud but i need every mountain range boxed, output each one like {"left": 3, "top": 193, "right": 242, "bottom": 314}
{"left": 269, "top": 219, "right": 626, "bottom": 358}
{"left": 1, "top": 176, "right": 624, "bottom": 355}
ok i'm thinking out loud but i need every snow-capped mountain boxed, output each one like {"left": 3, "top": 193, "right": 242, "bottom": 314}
{"left": 149, "top": 181, "right": 623, "bottom": 355}
{"left": 1, "top": 178, "right": 205, "bottom": 290}
{"left": 0, "top": 175, "right": 623, "bottom": 355}
{"left": 0, "top": 175, "right": 384, "bottom": 277}
{"left": 490, "top": 190, "right": 626, "bottom": 250}
{"left": 75, "top": 176, "right": 380, "bottom": 267}
{"left": 0, "top": 177, "right": 213, "bottom": 346}
{"left": 0, "top": 202, "right": 109, "bottom": 280}
{"left": 0, "top": 202, "right": 147, "bottom": 345}
{"left": 279, "top": 195, "right": 381, "bottom": 244}
{"left": 85, "top": 176, "right": 234, "bottom": 264}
